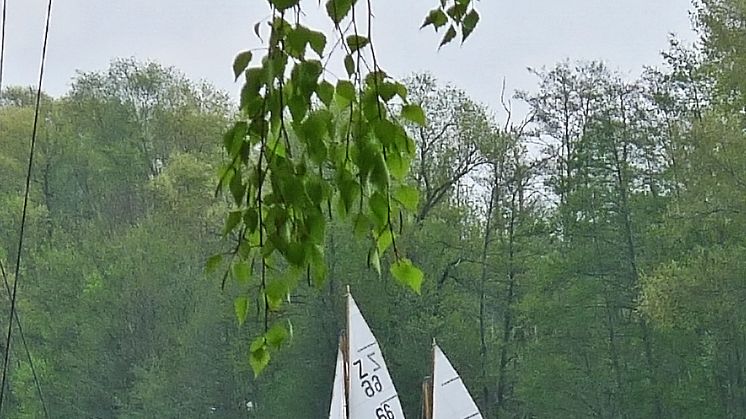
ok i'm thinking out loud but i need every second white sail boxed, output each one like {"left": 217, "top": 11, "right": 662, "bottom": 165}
{"left": 431, "top": 343, "right": 482, "bottom": 419}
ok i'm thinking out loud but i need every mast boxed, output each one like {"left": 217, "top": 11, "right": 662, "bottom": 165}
{"left": 345, "top": 285, "right": 351, "bottom": 419}
{"left": 420, "top": 377, "right": 432, "bottom": 419}
{"left": 329, "top": 288, "right": 351, "bottom": 419}
{"left": 420, "top": 339, "right": 437, "bottom": 419}
{"left": 421, "top": 339, "right": 436, "bottom": 419}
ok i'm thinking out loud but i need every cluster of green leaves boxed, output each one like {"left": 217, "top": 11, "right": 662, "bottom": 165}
{"left": 216, "top": 0, "right": 438, "bottom": 376}
{"left": 421, "top": 0, "right": 481, "bottom": 47}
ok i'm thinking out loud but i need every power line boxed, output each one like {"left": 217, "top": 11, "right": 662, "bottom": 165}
{"left": 0, "top": 1, "right": 49, "bottom": 416}
{"left": 0, "top": 0, "right": 6, "bottom": 93}
{"left": 0, "top": 0, "right": 54, "bottom": 414}
{"left": 0, "top": 260, "right": 49, "bottom": 418}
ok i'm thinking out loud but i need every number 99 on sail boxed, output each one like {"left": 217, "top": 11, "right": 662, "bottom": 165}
{"left": 361, "top": 374, "right": 383, "bottom": 397}
{"left": 375, "top": 403, "right": 395, "bottom": 419}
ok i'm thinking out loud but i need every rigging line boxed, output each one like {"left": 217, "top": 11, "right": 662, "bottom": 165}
{"left": 0, "top": 0, "right": 54, "bottom": 414}
{"left": 0, "top": 260, "right": 49, "bottom": 419}
{"left": 0, "top": 0, "right": 6, "bottom": 92}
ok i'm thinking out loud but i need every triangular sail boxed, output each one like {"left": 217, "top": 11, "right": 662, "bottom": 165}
{"left": 347, "top": 293, "right": 406, "bottom": 419}
{"left": 329, "top": 345, "right": 348, "bottom": 419}
{"left": 432, "top": 344, "right": 482, "bottom": 419}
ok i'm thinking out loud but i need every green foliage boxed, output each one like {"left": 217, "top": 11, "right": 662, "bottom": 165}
{"left": 232, "top": 51, "right": 253, "bottom": 80}
{"left": 401, "top": 104, "right": 426, "bottom": 126}
{"left": 234, "top": 296, "right": 250, "bottom": 326}
{"left": 215, "top": 0, "right": 478, "bottom": 375}
{"left": 421, "top": 0, "right": 481, "bottom": 47}
{"left": 390, "top": 258, "right": 424, "bottom": 293}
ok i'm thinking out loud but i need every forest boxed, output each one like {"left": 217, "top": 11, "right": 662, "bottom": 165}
{"left": 1, "top": 0, "right": 746, "bottom": 418}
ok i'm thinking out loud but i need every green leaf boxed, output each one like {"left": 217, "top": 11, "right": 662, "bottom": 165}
{"left": 286, "top": 242, "right": 307, "bottom": 267}
{"left": 253, "top": 20, "right": 263, "bottom": 40}
{"left": 439, "top": 25, "right": 457, "bottom": 48}
{"left": 374, "top": 119, "right": 397, "bottom": 146}
{"left": 369, "top": 191, "right": 389, "bottom": 227}
{"left": 421, "top": 8, "right": 448, "bottom": 30}
{"left": 376, "top": 228, "right": 393, "bottom": 254}
{"left": 229, "top": 168, "right": 246, "bottom": 205}
{"left": 368, "top": 247, "right": 381, "bottom": 276}
{"left": 306, "top": 177, "right": 325, "bottom": 205}
{"left": 298, "top": 60, "right": 323, "bottom": 88}
{"left": 390, "top": 258, "right": 424, "bottom": 293}
{"left": 376, "top": 82, "right": 398, "bottom": 102}
{"left": 300, "top": 110, "right": 330, "bottom": 164}
{"left": 232, "top": 260, "right": 251, "bottom": 285}
{"left": 317, "top": 80, "right": 334, "bottom": 106}
{"left": 346, "top": 35, "right": 369, "bottom": 52}
{"left": 462, "top": 9, "right": 480, "bottom": 42}
{"left": 224, "top": 210, "right": 243, "bottom": 236}
{"left": 402, "top": 104, "right": 426, "bottom": 126}
{"left": 336, "top": 80, "right": 356, "bottom": 107}
{"left": 395, "top": 82, "right": 408, "bottom": 100}
{"left": 250, "top": 336, "right": 265, "bottom": 352}
{"left": 241, "top": 67, "right": 265, "bottom": 114}
{"left": 205, "top": 254, "right": 223, "bottom": 275}
{"left": 365, "top": 70, "right": 387, "bottom": 88}
{"left": 338, "top": 173, "right": 360, "bottom": 217}
{"left": 265, "top": 278, "right": 288, "bottom": 310}
{"left": 286, "top": 26, "right": 310, "bottom": 59}
{"left": 370, "top": 153, "right": 390, "bottom": 191}
{"left": 233, "top": 51, "right": 253, "bottom": 81}
{"left": 234, "top": 296, "right": 249, "bottom": 326}
{"left": 344, "top": 54, "right": 355, "bottom": 77}
{"left": 249, "top": 339, "right": 270, "bottom": 377}
{"left": 325, "top": 0, "right": 353, "bottom": 24}
{"left": 308, "top": 30, "right": 327, "bottom": 57}
{"left": 387, "top": 150, "right": 411, "bottom": 181}
{"left": 288, "top": 93, "right": 309, "bottom": 121}
{"left": 362, "top": 90, "right": 384, "bottom": 122}
{"left": 270, "top": 0, "right": 300, "bottom": 11}
{"left": 244, "top": 208, "right": 259, "bottom": 233}
{"left": 224, "top": 121, "right": 248, "bottom": 154}
{"left": 266, "top": 322, "right": 290, "bottom": 349}
{"left": 446, "top": 2, "right": 468, "bottom": 20}
{"left": 394, "top": 185, "right": 420, "bottom": 212}
{"left": 306, "top": 211, "right": 326, "bottom": 243}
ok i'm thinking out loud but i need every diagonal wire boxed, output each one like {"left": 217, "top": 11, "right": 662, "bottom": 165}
{"left": 0, "top": 260, "right": 48, "bottom": 418}
{"left": 0, "top": 0, "right": 54, "bottom": 414}
{"left": 0, "top": 0, "right": 6, "bottom": 94}
{"left": 0, "top": 4, "right": 50, "bottom": 417}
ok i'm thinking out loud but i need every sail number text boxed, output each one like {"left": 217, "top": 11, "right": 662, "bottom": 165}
{"left": 353, "top": 352, "right": 397, "bottom": 418}
{"left": 353, "top": 353, "right": 383, "bottom": 397}
{"left": 375, "top": 403, "right": 395, "bottom": 419}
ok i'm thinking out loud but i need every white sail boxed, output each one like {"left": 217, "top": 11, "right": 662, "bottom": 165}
{"left": 347, "top": 293, "right": 406, "bottom": 419}
{"left": 432, "top": 344, "right": 482, "bottom": 419}
{"left": 329, "top": 345, "right": 348, "bottom": 419}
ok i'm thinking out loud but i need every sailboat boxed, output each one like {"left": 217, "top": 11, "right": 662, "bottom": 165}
{"left": 421, "top": 341, "right": 483, "bottom": 419}
{"left": 329, "top": 288, "right": 406, "bottom": 419}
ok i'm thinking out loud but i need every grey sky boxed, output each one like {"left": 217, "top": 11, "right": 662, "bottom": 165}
{"left": 7, "top": 1, "right": 696, "bottom": 114}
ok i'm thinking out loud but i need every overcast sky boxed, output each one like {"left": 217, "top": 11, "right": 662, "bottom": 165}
{"left": 7, "top": 0, "right": 696, "bottom": 115}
